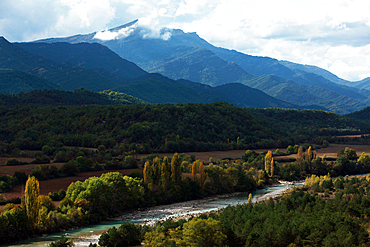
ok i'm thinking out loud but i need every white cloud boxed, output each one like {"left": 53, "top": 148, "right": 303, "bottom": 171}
{"left": 1, "top": 0, "right": 370, "bottom": 81}
{"left": 94, "top": 25, "right": 136, "bottom": 40}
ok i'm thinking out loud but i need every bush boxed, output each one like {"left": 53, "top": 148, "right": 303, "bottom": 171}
{"left": 60, "top": 161, "right": 79, "bottom": 177}
{"left": 5, "top": 158, "right": 22, "bottom": 166}
{"left": 98, "top": 221, "right": 144, "bottom": 247}
{"left": 48, "top": 236, "right": 74, "bottom": 247}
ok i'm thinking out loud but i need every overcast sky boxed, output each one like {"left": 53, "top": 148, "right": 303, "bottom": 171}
{"left": 1, "top": 0, "right": 369, "bottom": 81}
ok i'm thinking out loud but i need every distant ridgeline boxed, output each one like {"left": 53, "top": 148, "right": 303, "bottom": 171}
{"left": 0, "top": 89, "right": 148, "bottom": 107}
{"left": 0, "top": 102, "right": 368, "bottom": 154}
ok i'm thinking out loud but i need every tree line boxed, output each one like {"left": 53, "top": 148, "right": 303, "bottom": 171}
{"left": 0, "top": 103, "right": 368, "bottom": 157}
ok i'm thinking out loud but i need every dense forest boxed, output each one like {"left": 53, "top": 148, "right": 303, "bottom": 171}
{"left": 0, "top": 89, "right": 147, "bottom": 107}
{"left": 0, "top": 102, "right": 368, "bottom": 157}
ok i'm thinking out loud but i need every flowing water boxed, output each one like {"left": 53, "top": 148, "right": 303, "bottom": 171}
{"left": 6, "top": 182, "right": 302, "bottom": 247}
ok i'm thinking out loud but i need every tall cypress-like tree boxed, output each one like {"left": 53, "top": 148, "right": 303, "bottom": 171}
{"left": 192, "top": 161, "right": 198, "bottom": 181}
{"left": 297, "top": 146, "right": 303, "bottom": 170}
{"left": 199, "top": 161, "right": 205, "bottom": 186}
{"left": 171, "top": 153, "right": 181, "bottom": 184}
{"left": 265, "top": 151, "right": 273, "bottom": 175}
{"left": 24, "top": 176, "right": 40, "bottom": 231}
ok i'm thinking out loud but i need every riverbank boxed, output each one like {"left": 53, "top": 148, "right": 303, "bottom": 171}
{"left": 112, "top": 181, "right": 300, "bottom": 226}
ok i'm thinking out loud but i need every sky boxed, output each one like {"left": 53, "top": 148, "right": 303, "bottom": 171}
{"left": 1, "top": 0, "right": 369, "bottom": 81}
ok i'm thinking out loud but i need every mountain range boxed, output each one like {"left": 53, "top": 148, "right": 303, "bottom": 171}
{"left": 1, "top": 20, "right": 369, "bottom": 114}
{"left": 0, "top": 36, "right": 298, "bottom": 109}
{"left": 35, "top": 20, "right": 370, "bottom": 114}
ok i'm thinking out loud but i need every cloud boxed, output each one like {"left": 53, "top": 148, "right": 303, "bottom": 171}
{"left": 1, "top": 0, "right": 370, "bottom": 81}
{"left": 94, "top": 24, "right": 137, "bottom": 41}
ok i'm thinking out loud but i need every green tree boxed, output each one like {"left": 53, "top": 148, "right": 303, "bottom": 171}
{"left": 171, "top": 153, "right": 181, "bottom": 184}
{"left": 24, "top": 176, "right": 39, "bottom": 231}
{"left": 48, "top": 236, "right": 74, "bottom": 247}
{"left": 60, "top": 161, "right": 79, "bottom": 176}
{"left": 170, "top": 218, "right": 227, "bottom": 246}
{"left": 192, "top": 161, "right": 197, "bottom": 181}
{"left": 99, "top": 222, "right": 143, "bottom": 247}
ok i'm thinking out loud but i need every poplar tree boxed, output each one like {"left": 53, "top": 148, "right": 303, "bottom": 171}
{"left": 160, "top": 157, "right": 170, "bottom": 191}
{"left": 297, "top": 146, "right": 303, "bottom": 170}
{"left": 265, "top": 151, "right": 273, "bottom": 175}
{"left": 192, "top": 161, "right": 197, "bottom": 181}
{"left": 143, "top": 161, "right": 150, "bottom": 185}
{"left": 270, "top": 157, "right": 274, "bottom": 177}
{"left": 171, "top": 153, "right": 181, "bottom": 184}
{"left": 24, "top": 176, "right": 40, "bottom": 231}
{"left": 199, "top": 161, "right": 205, "bottom": 186}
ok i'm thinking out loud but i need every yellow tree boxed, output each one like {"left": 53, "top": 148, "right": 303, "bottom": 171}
{"left": 248, "top": 193, "right": 253, "bottom": 204}
{"left": 265, "top": 150, "right": 273, "bottom": 175}
{"left": 270, "top": 157, "right": 274, "bottom": 177}
{"left": 192, "top": 161, "right": 197, "bottom": 181}
{"left": 24, "top": 176, "right": 40, "bottom": 231}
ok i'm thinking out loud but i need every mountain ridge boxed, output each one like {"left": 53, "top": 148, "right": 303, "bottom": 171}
{"left": 32, "top": 23, "right": 369, "bottom": 114}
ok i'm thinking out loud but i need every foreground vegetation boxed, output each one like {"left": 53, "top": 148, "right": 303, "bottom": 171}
{"left": 140, "top": 174, "right": 370, "bottom": 247}
{"left": 48, "top": 173, "right": 370, "bottom": 246}
{"left": 3, "top": 144, "right": 370, "bottom": 244}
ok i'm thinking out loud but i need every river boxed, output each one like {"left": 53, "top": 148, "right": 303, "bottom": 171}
{"left": 6, "top": 182, "right": 301, "bottom": 247}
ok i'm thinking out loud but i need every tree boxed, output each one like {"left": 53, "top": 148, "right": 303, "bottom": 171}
{"left": 248, "top": 193, "right": 253, "bottom": 204}
{"left": 270, "top": 158, "right": 274, "bottom": 177}
{"left": 192, "top": 161, "right": 197, "bottom": 181}
{"left": 199, "top": 161, "right": 205, "bottom": 186}
{"left": 60, "top": 160, "right": 79, "bottom": 177}
{"left": 99, "top": 222, "right": 143, "bottom": 247}
{"left": 143, "top": 161, "right": 150, "bottom": 185}
{"left": 170, "top": 218, "right": 227, "bottom": 246}
{"left": 358, "top": 152, "right": 370, "bottom": 168}
{"left": 24, "top": 176, "right": 39, "bottom": 231}
{"left": 265, "top": 150, "right": 273, "bottom": 175}
{"left": 48, "top": 236, "right": 74, "bottom": 247}
{"left": 297, "top": 146, "right": 303, "bottom": 170}
{"left": 171, "top": 153, "right": 181, "bottom": 184}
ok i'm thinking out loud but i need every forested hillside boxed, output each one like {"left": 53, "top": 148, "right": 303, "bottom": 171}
{"left": 0, "top": 69, "right": 59, "bottom": 94}
{"left": 0, "top": 37, "right": 119, "bottom": 91}
{"left": 0, "top": 103, "right": 368, "bottom": 155}
{"left": 0, "top": 89, "right": 148, "bottom": 107}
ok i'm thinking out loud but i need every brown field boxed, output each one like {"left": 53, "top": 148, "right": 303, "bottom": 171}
{"left": 137, "top": 144, "right": 370, "bottom": 162}
{"left": 136, "top": 148, "right": 279, "bottom": 163}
